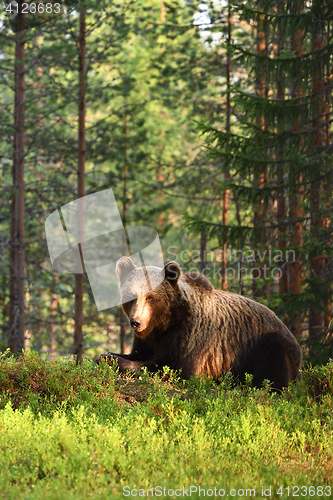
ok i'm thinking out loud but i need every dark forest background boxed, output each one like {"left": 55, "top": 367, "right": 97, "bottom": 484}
{"left": 0, "top": 0, "right": 332, "bottom": 364}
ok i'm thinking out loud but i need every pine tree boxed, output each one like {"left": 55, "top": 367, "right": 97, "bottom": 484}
{"left": 185, "top": 0, "right": 333, "bottom": 359}
{"left": 9, "top": 2, "right": 26, "bottom": 353}
{"left": 0, "top": 0, "right": 219, "bottom": 357}
{"left": 74, "top": 0, "right": 86, "bottom": 365}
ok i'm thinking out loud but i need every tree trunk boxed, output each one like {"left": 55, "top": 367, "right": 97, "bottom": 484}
{"left": 50, "top": 294, "right": 58, "bottom": 357}
{"left": 9, "top": 3, "right": 25, "bottom": 353}
{"left": 74, "top": 0, "right": 86, "bottom": 364}
{"left": 288, "top": 16, "right": 304, "bottom": 339}
{"left": 221, "top": 0, "right": 231, "bottom": 291}
{"left": 252, "top": 14, "right": 267, "bottom": 299}
{"left": 308, "top": 29, "right": 326, "bottom": 339}
{"left": 323, "top": 37, "right": 332, "bottom": 328}
{"left": 120, "top": 93, "right": 128, "bottom": 355}
{"left": 160, "top": 0, "right": 165, "bottom": 23}
{"left": 309, "top": 181, "right": 325, "bottom": 339}
{"left": 200, "top": 228, "right": 207, "bottom": 275}
{"left": 276, "top": 3, "right": 288, "bottom": 297}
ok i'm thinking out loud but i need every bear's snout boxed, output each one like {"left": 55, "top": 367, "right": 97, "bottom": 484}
{"left": 130, "top": 317, "right": 141, "bottom": 329}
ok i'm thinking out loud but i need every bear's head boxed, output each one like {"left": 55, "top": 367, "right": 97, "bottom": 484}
{"left": 116, "top": 256, "right": 182, "bottom": 338}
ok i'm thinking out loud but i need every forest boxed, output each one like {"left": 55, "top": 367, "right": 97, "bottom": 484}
{"left": 1, "top": 1, "right": 333, "bottom": 498}
{"left": 1, "top": 0, "right": 333, "bottom": 365}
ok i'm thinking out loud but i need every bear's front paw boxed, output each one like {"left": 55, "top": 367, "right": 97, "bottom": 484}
{"left": 96, "top": 352, "right": 119, "bottom": 365}
{"left": 116, "top": 357, "right": 133, "bottom": 372}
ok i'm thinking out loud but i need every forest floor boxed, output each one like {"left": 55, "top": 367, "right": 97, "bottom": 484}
{"left": 0, "top": 350, "right": 332, "bottom": 499}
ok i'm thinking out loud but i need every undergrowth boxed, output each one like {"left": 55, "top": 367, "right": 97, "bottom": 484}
{"left": 0, "top": 350, "right": 332, "bottom": 499}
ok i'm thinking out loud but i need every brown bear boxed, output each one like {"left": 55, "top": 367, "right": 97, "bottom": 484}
{"left": 97, "top": 257, "right": 302, "bottom": 391}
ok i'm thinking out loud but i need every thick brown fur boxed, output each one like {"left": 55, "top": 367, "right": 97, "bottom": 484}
{"left": 97, "top": 257, "right": 302, "bottom": 391}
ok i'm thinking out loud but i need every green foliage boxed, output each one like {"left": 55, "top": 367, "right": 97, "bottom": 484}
{"left": 0, "top": 351, "right": 332, "bottom": 498}
{"left": 0, "top": 0, "right": 216, "bottom": 355}
{"left": 0, "top": 350, "right": 117, "bottom": 418}
{"left": 0, "top": 0, "right": 332, "bottom": 366}
{"left": 185, "top": 0, "right": 333, "bottom": 350}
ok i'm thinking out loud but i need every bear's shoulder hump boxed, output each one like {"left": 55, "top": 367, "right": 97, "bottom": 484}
{"left": 181, "top": 272, "right": 214, "bottom": 294}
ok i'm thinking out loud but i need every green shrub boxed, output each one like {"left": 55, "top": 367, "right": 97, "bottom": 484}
{"left": 0, "top": 351, "right": 332, "bottom": 499}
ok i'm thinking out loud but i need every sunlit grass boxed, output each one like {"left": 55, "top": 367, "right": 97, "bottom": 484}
{"left": 0, "top": 351, "right": 332, "bottom": 499}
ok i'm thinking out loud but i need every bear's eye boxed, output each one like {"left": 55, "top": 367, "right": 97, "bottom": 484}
{"left": 146, "top": 295, "right": 154, "bottom": 302}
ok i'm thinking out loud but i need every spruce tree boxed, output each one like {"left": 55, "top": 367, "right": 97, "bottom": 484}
{"left": 185, "top": 0, "right": 333, "bottom": 360}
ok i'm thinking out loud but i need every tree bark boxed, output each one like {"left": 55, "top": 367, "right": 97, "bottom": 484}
{"left": 323, "top": 27, "right": 332, "bottom": 327}
{"left": 221, "top": 0, "right": 231, "bottom": 291}
{"left": 120, "top": 93, "right": 128, "bottom": 355}
{"left": 252, "top": 14, "right": 267, "bottom": 299}
{"left": 74, "top": 0, "right": 86, "bottom": 364}
{"left": 276, "top": 2, "right": 288, "bottom": 297}
{"left": 308, "top": 29, "right": 326, "bottom": 339}
{"left": 50, "top": 294, "right": 58, "bottom": 357}
{"left": 9, "top": 3, "right": 25, "bottom": 353}
{"left": 289, "top": 22, "right": 304, "bottom": 339}
{"left": 200, "top": 228, "right": 207, "bottom": 275}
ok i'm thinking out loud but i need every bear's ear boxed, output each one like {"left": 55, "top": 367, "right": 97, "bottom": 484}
{"left": 162, "top": 261, "right": 181, "bottom": 287}
{"left": 116, "top": 257, "right": 136, "bottom": 286}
